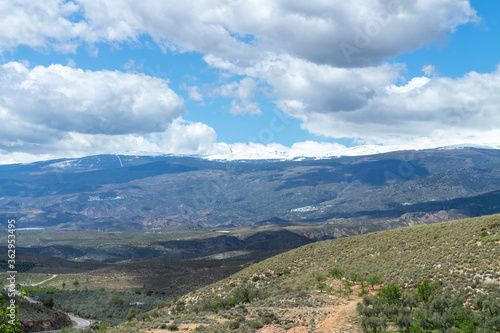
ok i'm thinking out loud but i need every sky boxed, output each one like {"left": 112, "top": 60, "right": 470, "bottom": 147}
{"left": 0, "top": 0, "right": 499, "bottom": 163}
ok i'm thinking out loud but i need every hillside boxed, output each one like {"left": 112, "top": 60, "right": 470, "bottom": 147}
{"left": 1, "top": 291, "right": 72, "bottom": 332}
{"left": 111, "top": 214, "right": 500, "bottom": 332}
{"left": 2, "top": 148, "right": 500, "bottom": 230}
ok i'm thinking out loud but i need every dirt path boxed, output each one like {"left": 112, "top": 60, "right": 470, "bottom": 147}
{"left": 32, "top": 274, "right": 58, "bottom": 286}
{"left": 314, "top": 297, "right": 360, "bottom": 333}
{"left": 256, "top": 296, "right": 361, "bottom": 333}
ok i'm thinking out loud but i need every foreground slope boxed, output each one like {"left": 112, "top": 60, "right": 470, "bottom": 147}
{"left": 112, "top": 214, "right": 500, "bottom": 332}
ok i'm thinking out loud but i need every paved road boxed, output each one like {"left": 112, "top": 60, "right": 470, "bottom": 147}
{"left": 4, "top": 288, "right": 91, "bottom": 332}
{"left": 30, "top": 313, "right": 91, "bottom": 333}
{"left": 68, "top": 314, "right": 91, "bottom": 329}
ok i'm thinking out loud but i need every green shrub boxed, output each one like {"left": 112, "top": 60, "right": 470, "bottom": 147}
{"left": 416, "top": 279, "right": 437, "bottom": 303}
{"left": 247, "top": 320, "right": 263, "bottom": 329}
{"left": 43, "top": 297, "right": 54, "bottom": 309}
{"left": 107, "top": 295, "right": 124, "bottom": 306}
{"left": 232, "top": 282, "right": 258, "bottom": 304}
{"left": 349, "top": 272, "right": 361, "bottom": 284}
{"left": 377, "top": 283, "right": 402, "bottom": 305}
{"left": 228, "top": 321, "right": 240, "bottom": 329}
{"left": 157, "top": 302, "right": 169, "bottom": 309}
{"left": 126, "top": 309, "right": 136, "bottom": 321}
{"left": 329, "top": 268, "right": 344, "bottom": 279}
{"left": 367, "top": 275, "right": 380, "bottom": 290}
{"left": 167, "top": 324, "right": 179, "bottom": 331}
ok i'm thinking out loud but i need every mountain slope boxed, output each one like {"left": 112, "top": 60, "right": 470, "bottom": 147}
{"left": 111, "top": 214, "right": 500, "bottom": 332}
{"left": 3, "top": 148, "right": 500, "bottom": 229}
{"left": 189, "top": 213, "right": 500, "bottom": 304}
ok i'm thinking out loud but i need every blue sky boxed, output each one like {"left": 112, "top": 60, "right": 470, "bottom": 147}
{"left": 0, "top": 0, "right": 499, "bottom": 163}
{"left": 392, "top": 0, "right": 500, "bottom": 78}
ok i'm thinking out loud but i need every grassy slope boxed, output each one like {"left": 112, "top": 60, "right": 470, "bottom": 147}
{"left": 112, "top": 214, "right": 500, "bottom": 332}
{"left": 215, "top": 213, "right": 500, "bottom": 292}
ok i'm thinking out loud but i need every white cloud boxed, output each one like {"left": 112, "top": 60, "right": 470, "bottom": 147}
{"left": 0, "top": 62, "right": 197, "bottom": 159}
{"left": 66, "top": 58, "right": 76, "bottom": 68}
{"left": 0, "top": 1, "right": 478, "bottom": 67}
{"left": 0, "top": 62, "right": 184, "bottom": 137}
{"left": 151, "top": 118, "right": 217, "bottom": 154}
{"left": 294, "top": 67, "right": 500, "bottom": 147}
{"left": 0, "top": 0, "right": 85, "bottom": 53}
{"left": 182, "top": 84, "right": 204, "bottom": 102}
{"left": 386, "top": 77, "right": 430, "bottom": 93}
{"left": 1, "top": 0, "right": 495, "bottom": 162}
{"left": 422, "top": 64, "right": 437, "bottom": 77}
{"left": 206, "top": 54, "right": 403, "bottom": 116}
{"left": 218, "top": 78, "right": 262, "bottom": 115}
{"left": 204, "top": 50, "right": 500, "bottom": 149}
{"left": 0, "top": 117, "right": 218, "bottom": 164}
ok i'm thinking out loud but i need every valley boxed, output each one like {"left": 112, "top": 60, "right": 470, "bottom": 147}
{"left": 1, "top": 148, "right": 500, "bottom": 331}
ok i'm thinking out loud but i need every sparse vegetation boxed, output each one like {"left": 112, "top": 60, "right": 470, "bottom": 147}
{"left": 23, "top": 288, "right": 170, "bottom": 326}
{"left": 107, "top": 214, "right": 499, "bottom": 332}
{"left": 358, "top": 279, "right": 500, "bottom": 332}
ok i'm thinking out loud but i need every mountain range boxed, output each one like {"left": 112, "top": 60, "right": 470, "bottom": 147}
{"left": 2, "top": 147, "right": 500, "bottom": 230}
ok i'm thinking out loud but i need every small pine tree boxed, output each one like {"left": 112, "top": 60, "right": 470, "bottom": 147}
{"left": 343, "top": 280, "right": 353, "bottom": 298}
{"left": 358, "top": 281, "right": 369, "bottom": 297}
{"left": 416, "top": 279, "right": 437, "bottom": 303}
{"left": 349, "top": 272, "right": 361, "bottom": 284}
{"left": 377, "top": 283, "right": 402, "bottom": 305}
{"left": 329, "top": 268, "right": 344, "bottom": 279}
{"left": 43, "top": 296, "right": 54, "bottom": 309}
{"left": 367, "top": 275, "right": 380, "bottom": 290}
{"left": 126, "top": 309, "right": 136, "bottom": 321}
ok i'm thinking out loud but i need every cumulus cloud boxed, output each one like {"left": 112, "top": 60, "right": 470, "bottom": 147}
{"left": 0, "top": 1, "right": 478, "bottom": 67}
{"left": 0, "top": 117, "right": 218, "bottom": 164}
{"left": 181, "top": 84, "right": 204, "bottom": 103}
{"left": 78, "top": 0, "right": 475, "bottom": 66}
{"left": 295, "top": 67, "right": 500, "bottom": 147}
{"left": 0, "top": 62, "right": 215, "bottom": 161}
{"left": 218, "top": 78, "right": 262, "bottom": 115}
{"left": 422, "top": 64, "right": 437, "bottom": 77}
{"left": 205, "top": 52, "right": 500, "bottom": 149}
{"left": 0, "top": 0, "right": 85, "bottom": 53}
{"left": 0, "top": 62, "right": 184, "bottom": 138}
{"left": 205, "top": 54, "right": 403, "bottom": 117}
{"left": 0, "top": 0, "right": 493, "bottom": 161}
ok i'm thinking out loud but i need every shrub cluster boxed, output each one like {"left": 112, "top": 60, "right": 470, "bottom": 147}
{"left": 357, "top": 279, "right": 500, "bottom": 333}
